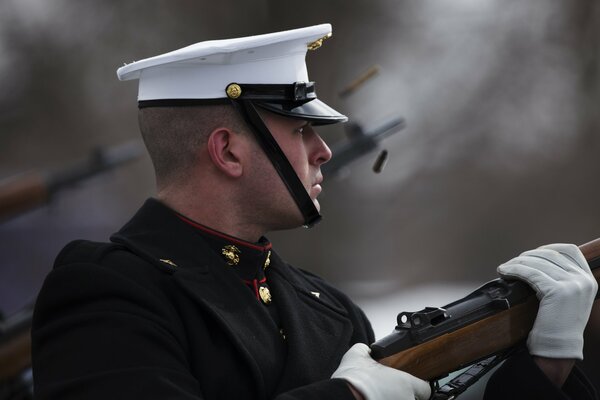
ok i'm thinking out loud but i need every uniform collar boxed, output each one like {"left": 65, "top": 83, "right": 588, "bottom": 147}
{"left": 175, "top": 212, "right": 272, "bottom": 274}
{"left": 111, "top": 198, "right": 266, "bottom": 268}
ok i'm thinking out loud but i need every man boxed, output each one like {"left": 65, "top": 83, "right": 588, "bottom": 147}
{"left": 31, "top": 24, "right": 597, "bottom": 399}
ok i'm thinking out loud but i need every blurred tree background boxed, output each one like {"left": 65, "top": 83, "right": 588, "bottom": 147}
{"left": 1, "top": 0, "right": 599, "bottom": 394}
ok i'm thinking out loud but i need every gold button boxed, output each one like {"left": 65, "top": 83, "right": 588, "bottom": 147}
{"left": 263, "top": 250, "right": 271, "bottom": 270}
{"left": 259, "top": 286, "right": 272, "bottom": 304}
{"left": 226, "top": 83, "right": 242, "bottom": 99}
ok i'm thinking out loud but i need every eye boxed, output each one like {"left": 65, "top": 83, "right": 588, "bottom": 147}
{"left": 296, "top": 123, "right": 310, "bottom": 135}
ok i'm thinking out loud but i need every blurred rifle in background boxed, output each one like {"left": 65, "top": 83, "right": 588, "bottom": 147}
{"left": 0, "top": 140, "right": 144, "bottom": 222}
{"left": 322, "top": 117, "right": 405, "bottom": 177}
{"left": 371, "top": 238, "right": 600, "bottom": 399}
{"left": 0, "top": 140, "right": 144, "bottom": 399}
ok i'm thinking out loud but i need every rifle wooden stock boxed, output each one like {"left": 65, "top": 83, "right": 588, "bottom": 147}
{"left": 0, "top": 304, "right": 34, "bottom": 380}
{"left": 0, "top": 172, "right": 49, "bottom": 221}
{"left": 378, "top": 238, "right": 600, "bottom": 381}
{"left": 0, "top": 330, "right": 31, "bottom": 380}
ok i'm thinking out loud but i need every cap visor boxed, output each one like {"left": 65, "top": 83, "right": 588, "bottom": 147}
{"left": 257, "top": 99, "right": 347, "bottom": 125}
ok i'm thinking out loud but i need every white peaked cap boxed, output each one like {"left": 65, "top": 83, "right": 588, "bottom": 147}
{"left": 117, "top": 24, "right": 333, "bottom": 101}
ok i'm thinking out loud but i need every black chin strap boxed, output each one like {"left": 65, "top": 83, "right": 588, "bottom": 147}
{"left": 231, "top": 99, "right": 322, "bottom": 228}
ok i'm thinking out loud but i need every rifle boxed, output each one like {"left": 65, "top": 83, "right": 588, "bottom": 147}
{"left": 0, "top": 140, "right": 144, "bottom": 222}
{"left": 371, "top": 238, "right": 600, "bottom": 387}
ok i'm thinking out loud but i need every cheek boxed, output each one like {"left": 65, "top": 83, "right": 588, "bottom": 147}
{"left": 278, "top": 137, "right": 309, "bottom": 177}
{"left": 289, "top": 147, "right": 311, "bottom": 180}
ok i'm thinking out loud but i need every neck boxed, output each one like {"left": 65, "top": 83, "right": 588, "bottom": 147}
{"left": 157, "top": 190, "right": 266, "bottom": 243}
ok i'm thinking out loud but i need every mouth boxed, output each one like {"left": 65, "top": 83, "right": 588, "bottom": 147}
{"left": 311, "top": 179, "right": 323, "bottom": 197}
{"left": 309, "top": 173, "right": 324, "bottom": 197}
{"left": 313, "top": 173, "right": 323, "bottom": 187}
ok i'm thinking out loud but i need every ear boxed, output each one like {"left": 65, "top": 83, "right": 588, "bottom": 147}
{"left": 206, "top": 128, "right": 244, "bottom": 178}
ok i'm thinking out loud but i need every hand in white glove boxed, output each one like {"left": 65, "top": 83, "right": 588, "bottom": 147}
{"left": 331, "top": 343, "right": 431, "bottom": 400}
{"left": 497, "top": 243, "right": 598, "bottom": 360}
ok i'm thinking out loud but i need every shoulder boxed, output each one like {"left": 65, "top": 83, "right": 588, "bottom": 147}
{"left": 54, "top": 239, "right": 176, "bottom": 275}
{"left": 34, "top": 239, "right": 181, "bottom": 329}
{"left": 48, "top": 239, "right": 177, "bottom": 294}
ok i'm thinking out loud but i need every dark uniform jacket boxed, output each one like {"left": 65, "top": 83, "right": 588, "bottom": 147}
{"left": 32, "top": 199, "right": 373, "bottom": 399}
{"left": 32, "top": 199, "right": 598, "bottom": 400}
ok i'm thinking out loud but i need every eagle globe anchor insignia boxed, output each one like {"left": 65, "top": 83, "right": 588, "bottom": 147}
{"left": 221, "top": 245, "right": 241, "bottom": 266}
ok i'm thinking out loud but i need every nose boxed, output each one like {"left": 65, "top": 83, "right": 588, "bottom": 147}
{"left": 308, "top": 129, "right": 332, "bottom": 166}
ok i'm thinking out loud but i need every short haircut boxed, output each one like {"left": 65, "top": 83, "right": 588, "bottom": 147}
{"left": 138, "top": 104, "right": 248, "bottom": 188}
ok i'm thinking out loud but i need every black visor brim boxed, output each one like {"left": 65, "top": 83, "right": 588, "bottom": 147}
{"left": 256, "top": 99, "right": 347, "bottom": 126}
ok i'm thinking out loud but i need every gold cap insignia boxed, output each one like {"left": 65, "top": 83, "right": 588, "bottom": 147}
{"left": 307, "top": 33, "right": 332, "bottom": 51}
{"left": 226, "top": 83, "right": 242, "bottom": 99}
{"left": 222, "top": 245, "right": 241, "bottom": 266}
{"left": 259, "top": 286, "right": 272, "bottom": 304}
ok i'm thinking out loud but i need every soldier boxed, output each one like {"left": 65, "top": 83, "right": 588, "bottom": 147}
{"left": 31, "top": 24, "right": 597, "bottom": 399}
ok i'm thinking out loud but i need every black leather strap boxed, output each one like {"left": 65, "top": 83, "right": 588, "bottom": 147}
{"left": 231, "top": 99, "right": 322, "bottom": 228}
{"left": 232, "top": 82, "right": 316, "bottom": 103}
{"left": 138, "top": 98, "right": 230, "bottom": 108}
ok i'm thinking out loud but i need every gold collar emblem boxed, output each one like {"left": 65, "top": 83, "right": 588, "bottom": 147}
{"left": 221, "top": 245, "right": 241, "bottom": 266}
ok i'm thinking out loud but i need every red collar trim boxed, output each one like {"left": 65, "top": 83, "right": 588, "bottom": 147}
{"left": 176, "top": 214, "right": 272, "bottom": 252}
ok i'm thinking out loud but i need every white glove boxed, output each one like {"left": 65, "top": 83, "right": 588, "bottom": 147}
{"left": 331, "top": 343, "right": 431, "bottom": 400}
{"left": 497, "top": 243, "right": 598, "bottom": 359}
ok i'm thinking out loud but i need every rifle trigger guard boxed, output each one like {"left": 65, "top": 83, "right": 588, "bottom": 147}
{"left": 429, "top": 348, "right": 516, "bottom": 399}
